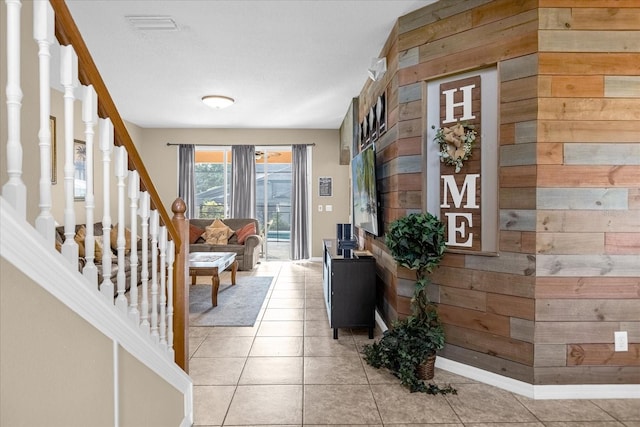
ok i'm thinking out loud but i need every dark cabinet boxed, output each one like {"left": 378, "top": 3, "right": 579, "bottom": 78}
{"left": 322, "top": 239, "right": 376, "bottom": 339}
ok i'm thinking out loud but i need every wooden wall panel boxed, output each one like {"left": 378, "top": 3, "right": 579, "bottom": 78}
{"left": 539, "top": 52, "right": 640, "bottom": 76}
{"left": 534, "top": 367, "right": 640, "bottom": 385}
{"left": 539, "top": 30, "right": 640, "bottom": 52}
{"left": 537, "top": 254, "right": 640, "bottom": 277}
{"left": 605, "top": 233, "right": 640, "bottom": 254}
{"left": 536, "top": 277, "right": 640, "bottom": 299}
{"left": 438, "top": 304, "right": 510, "bottom": 337}
{"left": 564, "top": 144, "right": 640, "bottom": 165}
{"left": 487, "top": 293, "right": 535, "bottom": 320}
{"left": 549, "top": 75, "right": 603, "bottom": 97}
{"left": 538, "top": 210, "right": 640, "bottom": 233}
{"left": 605, "top": 76, "right": 640, "bottom": 97}
{"left": 444, "top": 324, "right": 534, "bottom": 366}
{"left": 535, "top": 322, "right": 633, "bottom": 344}
{"left": 440, "top": 344, "right": 534, "bottom": 383}
{"left": 536, "top": 232, "right": 605, "bottom": 255}
{"left": 539, "top": 120, "right": 640, "bottom": 143}
{"left": 363, "top": 0, "right": 639, "bottom": 386}
{"left": 538, "top": 166, "right": 640, "bottom": 188}
{"left": 567, "top": 344, "right": 640, "bottom": 366}
{"left": 534, "top": 344, "right": 566, "bottom": 367}
{"left": 537, "top": 299, "right": 640, "bottom": 321}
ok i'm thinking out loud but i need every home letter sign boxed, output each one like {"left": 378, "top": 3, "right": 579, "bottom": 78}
{"left": 438, "top": 76, "right": 482, "bottom": 251}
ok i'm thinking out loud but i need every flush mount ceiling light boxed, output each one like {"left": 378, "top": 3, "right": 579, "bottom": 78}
{"left": 201, "top": 95, "right": 235, "bottom": 109}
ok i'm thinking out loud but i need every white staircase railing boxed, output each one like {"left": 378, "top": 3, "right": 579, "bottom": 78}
{"left": 2, "top": 0, "right": 191, "bottom": 424}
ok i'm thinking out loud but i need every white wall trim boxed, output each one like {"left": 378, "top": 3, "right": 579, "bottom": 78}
{"left": 0, "top": 198, "right": 193, "bottom": 424}
{"left": 374, "top": 308, "right": 638, "bottom": 400}
{"left": 435, "top": 357, "right": 640, "bottom": 400}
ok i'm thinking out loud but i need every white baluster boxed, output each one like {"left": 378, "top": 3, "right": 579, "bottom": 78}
{"left": 138, "top": 191, "right": 150, "bottom": 334}
{"left": 82, "top": 85, "right": 98, "bottom": 287}
{"left": 158, "top": 226, "right": 168, "bottom": 351}
{"left": 2, "top": 0, "right": 26, "bottom": 217}
{"left": 60, "top": 45, "right": 79, "bottom": 265}
{"left": 128, "top": 170, "right": 140, "bottom": 324}
{"left": 149, "top": 210, "right": 159, "bottom": 343}
{"left": 166, "top": 240, "right": 175, "bottom": 360}
{"left": 114, "top": 146, "right": 128, "bottom": 313}
{"left": 99, "top": 118, "right": 114, "bottom": 301}
{"left": 34, "top": 0, "right": 55, "bottom": 245}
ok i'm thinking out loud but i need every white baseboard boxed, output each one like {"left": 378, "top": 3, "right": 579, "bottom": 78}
{"left": 373, "top": 309, "right": 639, "bottom": 400}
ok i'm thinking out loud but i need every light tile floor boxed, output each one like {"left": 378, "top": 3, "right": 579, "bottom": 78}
{"left": 190, "top": 261, "right": 640, "bottom": 426}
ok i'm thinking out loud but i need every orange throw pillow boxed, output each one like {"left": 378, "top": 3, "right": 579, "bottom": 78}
{"left": 189, "top": 223, "right": 205, "bottom": 244}
{"left": 235, "top": 222, "right": 256, "bottom": 244}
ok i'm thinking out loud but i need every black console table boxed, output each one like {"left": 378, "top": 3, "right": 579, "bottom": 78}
{"left": 322, "top": 239, "right": 376, "bottom": 339}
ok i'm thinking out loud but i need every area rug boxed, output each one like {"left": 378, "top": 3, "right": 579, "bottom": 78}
{"left": 189, "top": 276, "right": 273, "bottom": 327}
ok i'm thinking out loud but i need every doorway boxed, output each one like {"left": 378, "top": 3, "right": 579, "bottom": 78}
{"left": 255, "top": 147, "right": 291, "bottom": 261}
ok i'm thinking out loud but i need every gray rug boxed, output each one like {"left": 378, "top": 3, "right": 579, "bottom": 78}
{"left": 189, "top": 276, "right": 273, "bottom": 327}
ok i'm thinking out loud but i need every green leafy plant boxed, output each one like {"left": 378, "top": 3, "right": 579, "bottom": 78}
{"left": 362, "top": 213, "right": 456, "bottom": 395}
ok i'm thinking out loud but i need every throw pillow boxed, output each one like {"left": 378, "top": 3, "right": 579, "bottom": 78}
{"left": 203, "top": 225, "right": 229, "bottom": 245}
{"left": 74, "top": 225, "right": 87, "bottom": 257}
{"left": 110, "top": 224, "right": 132, "bottom": 254}
{"left": 94, "top": 235, "right": 105, "bottom": 260}
{"left": 235, "top": 222, "right": 256, "bottom": 244}
{"left": 207, "top": 218, "right": 234, "bottom": 240}
{"left": 74, "top": 226, "right": 106, "bottom": 260}
{"left": 189, "top": 223, "right": 205, "bottom": 244}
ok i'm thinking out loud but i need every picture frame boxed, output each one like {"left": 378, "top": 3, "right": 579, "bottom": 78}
{"left": 50, "top": 116, "right": 57, "bottom": 184}
{"left": 73, "top": 139, "right": 87, "bottom": 200}
{"left": 339, "top": 97, "right": 358, "bottom": 165}
{"left": 319, "top": 176, "right": 332, "bottom": 197}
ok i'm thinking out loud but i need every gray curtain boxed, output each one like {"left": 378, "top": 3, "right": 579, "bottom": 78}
{"left": 290, "top": 144, "right": 310, "bottom": 260}
{"left": 178, "top": 144, "right": 196, "bottom": 218}
{"left": 231, "top": 145, "right": 256, "bottom": 218}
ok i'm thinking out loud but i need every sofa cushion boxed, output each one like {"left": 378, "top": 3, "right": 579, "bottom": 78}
{"left": 74, "top": 225, "right": 106, "bottom": 259}
{"left": 203, "top": 218, "right": 234, "bottom": 245}
{"left": 189, "top": 223, "right": 205, "bottom": 244}
{"left": 110, "top": 224, "right": 132, "bottom": 254}
{"left": 235, "top": 222, "right": 256, "bottom": 244}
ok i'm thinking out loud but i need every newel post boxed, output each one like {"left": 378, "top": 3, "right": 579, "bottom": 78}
{"left": 171, "top": 198, "right": 189, "bottom": 372}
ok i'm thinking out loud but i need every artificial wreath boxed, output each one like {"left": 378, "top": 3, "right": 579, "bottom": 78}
{"left": 432, "top": 122, "right": 477, "bottom": 173}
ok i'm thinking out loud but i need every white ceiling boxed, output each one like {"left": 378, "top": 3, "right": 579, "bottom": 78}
{"left": 65, "top": 0, "right": 436, "bottom": 130}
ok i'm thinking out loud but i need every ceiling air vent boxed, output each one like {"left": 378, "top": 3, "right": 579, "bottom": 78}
{"left": 126, "top": 16, "right": 178, "bottom": 31}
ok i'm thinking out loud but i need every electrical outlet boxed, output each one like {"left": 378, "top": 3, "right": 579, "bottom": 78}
{"left": 614, "top": 331, "right": 628, "bottom": 352}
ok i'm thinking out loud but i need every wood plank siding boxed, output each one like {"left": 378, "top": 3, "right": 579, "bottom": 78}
{"left": 355, "top": 0, "right": 640, "bottom": 386}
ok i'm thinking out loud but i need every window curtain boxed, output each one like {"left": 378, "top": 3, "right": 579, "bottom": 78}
{"left": 290, "top": 144, "right": 310, "bottom": 260}
{"left": 178, "top": 144, "right": 195, "bottom": 219}
{"left": 230, "top": 145, "right": 256, "bottom": 218}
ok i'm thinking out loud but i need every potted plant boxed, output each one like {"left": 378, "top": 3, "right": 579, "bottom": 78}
{"left": 362, "top": 212, "right": 456, "bottom": 394}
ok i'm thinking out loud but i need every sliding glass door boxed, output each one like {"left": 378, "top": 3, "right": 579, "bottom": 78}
{"left": 256, "top": 147, "right": 291, "bottom": 260}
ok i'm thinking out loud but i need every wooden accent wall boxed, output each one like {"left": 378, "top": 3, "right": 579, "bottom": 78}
{"left": 534, "top": 1, "right": 640, "bottom": 385}
{"left": 357, "top": 0, "right": 640, "bottom": 386}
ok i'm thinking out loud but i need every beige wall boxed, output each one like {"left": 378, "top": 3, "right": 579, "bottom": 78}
{"left": 0, "top": 258, "right": 185, "bottom": 427}
{"left": 138, "top": 128, "right": 349, "bottom": 258}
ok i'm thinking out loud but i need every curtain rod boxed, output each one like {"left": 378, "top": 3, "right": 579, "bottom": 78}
{"left": 166, "top": 142, "right": 315, "bottom": 147}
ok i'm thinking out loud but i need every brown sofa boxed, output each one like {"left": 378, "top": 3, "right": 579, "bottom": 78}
{"left": 55, "top": 222, "right": 144, "bottom": 293}
{"left": 189, "top": 218, "right": 262, "bottom": 271}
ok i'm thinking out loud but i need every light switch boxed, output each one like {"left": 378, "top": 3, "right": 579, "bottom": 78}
{"left": 325, "top": 205, "right": 333, "bottom": 212}
{"left": 318, "top": 205, "right": 323, "bottom": 212}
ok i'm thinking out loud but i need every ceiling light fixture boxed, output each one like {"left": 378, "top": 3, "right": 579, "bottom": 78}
{"left": 201, "top": 95, "right": 235, "bottom": 109}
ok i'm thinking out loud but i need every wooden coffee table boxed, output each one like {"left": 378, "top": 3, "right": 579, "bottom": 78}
{"left": 189, "top": 252, "right": 238, "bottom": 307}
